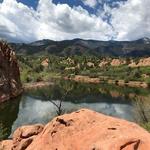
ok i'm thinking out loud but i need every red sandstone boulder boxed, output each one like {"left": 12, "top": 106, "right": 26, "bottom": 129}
{"left": 1, "top": 109, "right": 150, "bottom": 150}
{"left": 12, "top": 124, "right": 44, "bottom": 150}
{"left": 0, "top": 140, "right": 12, "bottom": 150}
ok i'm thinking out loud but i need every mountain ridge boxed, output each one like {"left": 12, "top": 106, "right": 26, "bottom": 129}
{"left": 9, "top": 37, "right": 150, "bottom": 57}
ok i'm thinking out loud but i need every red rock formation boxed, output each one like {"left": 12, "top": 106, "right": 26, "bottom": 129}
{"left": 41, "top": 58, "right": 49, "bottom": 67}
{"left": 1, "top": 109, "right": 150, "bottom": 150}
{"left": 99, "top": 60, "right": 109, "bottom": 67}
{"left": 0, "top": 41, "right": 22, "bottom": 103}
{"left": 129, "top": 57, "right": 150, "bottom": 67}
{"left": 111, "top": 59, "right": 126, "bottom": 66}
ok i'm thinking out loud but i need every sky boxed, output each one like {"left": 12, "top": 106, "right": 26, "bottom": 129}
{"left": 0, "top": 0, "right": 150, "bottom": 42}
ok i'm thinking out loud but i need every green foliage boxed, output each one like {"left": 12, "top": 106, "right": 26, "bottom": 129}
{"left": 141, "top": 122, "right": 150, "bottom": 132}
{"left": 17, "top": 54, "right": 150, "bottom": 85}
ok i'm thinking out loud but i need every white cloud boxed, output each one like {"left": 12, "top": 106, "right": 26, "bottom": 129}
{"left": 110, "top": 0, "right": 150, "bottom": 40}
{"left": 0, "top": 0, "right": 39, "bottom": 42}
{"left": 0, "top": 0, "right": 112, "bottom": 42}
{"left": 0, "top": 0, "right": 150, "bottom": 42}
{"left": 82, "top": 0, "right": 97, "bottom": 8}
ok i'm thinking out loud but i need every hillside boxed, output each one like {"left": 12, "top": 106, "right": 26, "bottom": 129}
{"left": 10, "top": 38, "right": 150, "bottom": 57}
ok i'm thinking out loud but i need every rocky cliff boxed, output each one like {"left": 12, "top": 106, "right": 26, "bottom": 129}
{"left": 1, "top": 109, "right": 150, "bottom": 150}
{"left": 0, "top": 41, "right": 22, "bottom": 103}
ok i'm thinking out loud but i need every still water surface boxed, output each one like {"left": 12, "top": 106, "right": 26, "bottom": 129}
{"left": 0, "top": 80, "right": 150, "bottom": 140}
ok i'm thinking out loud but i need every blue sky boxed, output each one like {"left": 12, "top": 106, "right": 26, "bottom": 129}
{"left": 16, "top": 0, "right": 127, "bottom": 14}
{"left": 0, "top": 0, "right": 149, "bottom": 42}
{"left": 16, "top": 0, "right": 97, "bottom": 14}
{"left": 17, "top": 0, "right": 39, "bottom": 9}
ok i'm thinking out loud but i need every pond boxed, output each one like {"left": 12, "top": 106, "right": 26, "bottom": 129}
{"left": 0, "top": 80, "right": 150, "bottom": 140}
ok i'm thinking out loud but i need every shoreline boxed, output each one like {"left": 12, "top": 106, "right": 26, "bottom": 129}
{"left": 22, "top": 75, "right": 149, "bottom": 90}
{"left": 23, "top": 81, "right": 54, "bottom": 90}
{"left": 64, "top": 75, "right": 149, "bottom": 88}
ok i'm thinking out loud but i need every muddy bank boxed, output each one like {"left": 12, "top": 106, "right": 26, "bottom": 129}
{"left": 23, "top": 75, "right": 149, "bottom": 91}
{"left": 23, "top": 81, "right": 54, "bottom": 90}
{"left": 64, "top": 75, "right": 149, "bottom": 88}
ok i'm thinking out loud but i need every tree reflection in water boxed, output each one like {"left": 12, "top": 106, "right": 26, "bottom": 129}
{"left": 38, "top": 81, "right": 74, "bottom": 116}
{"left": 0, "top": 96, "right": 21, "bottom": 140}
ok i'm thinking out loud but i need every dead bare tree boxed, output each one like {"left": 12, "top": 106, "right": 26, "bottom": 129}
{"left": 49, "top": 89, "right": 71, "bottom": 116}
{"left": 40, "top": 83, "right": 73, "bottom": 116}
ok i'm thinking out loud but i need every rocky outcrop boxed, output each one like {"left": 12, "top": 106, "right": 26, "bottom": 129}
{"left": 129, "top": 57, "right": 150, "bottom": 67}
{"left": 138, "top": 57, "right": 150, "bottom": 66}
{"left": 111, "top": 59, "right": 126, "bottom": 66}
{"left": 1, "top": 109, "right": 150, "bottom": 150}
{"left": 41, "top": 58, "right": 49, "bottom": 67}
{"left": 0, "top": 41, "right": 22, "bottom": 103}
{"left": 99, "top": 60, "right": 109, "bottom": 67}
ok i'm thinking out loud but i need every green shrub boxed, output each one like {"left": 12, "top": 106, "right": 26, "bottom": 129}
{"left": 141, "top": 122, "right": 150, "bottom": 132}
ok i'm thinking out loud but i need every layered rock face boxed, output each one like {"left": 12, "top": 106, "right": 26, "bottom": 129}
{"left": 1, "top": 109, "right": 150, "bottom": 150}
{"left": 0, "top": 41, "right": 22, "bottom": 103}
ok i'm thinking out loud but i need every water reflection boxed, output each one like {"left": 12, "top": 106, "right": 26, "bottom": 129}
{"left": 0, "top": 80, "right": 150, "bottom": 140}
{"left": 0, "top": 97, "right": 20, "bottom": 140}
{"left": 11, "top": 95, "right": 133, "bottom": 135}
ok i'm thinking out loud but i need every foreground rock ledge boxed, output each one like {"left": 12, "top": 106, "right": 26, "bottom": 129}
{"left": 1, "top": 109, "right": 150, "bottom": 150}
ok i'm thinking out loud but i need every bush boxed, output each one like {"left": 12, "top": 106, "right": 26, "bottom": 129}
{"left": 141, "top": 122, "right": 150, "bottom": 132}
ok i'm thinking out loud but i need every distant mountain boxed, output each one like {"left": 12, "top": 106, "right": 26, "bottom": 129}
{"left": 10, "top": 38, "right": 150, "bottom": 57}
